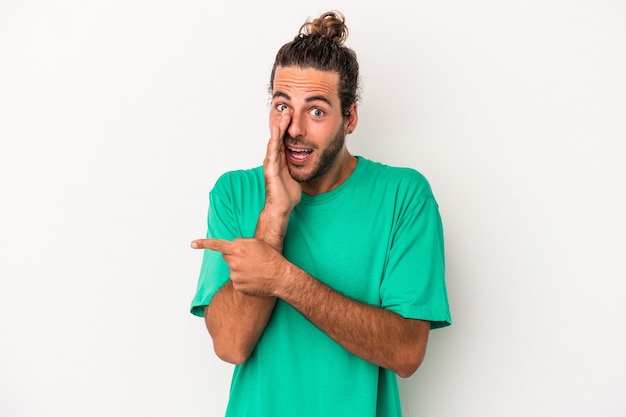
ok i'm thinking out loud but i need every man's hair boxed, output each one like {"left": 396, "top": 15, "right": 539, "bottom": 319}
{"left": 269, "top": 11, "right": 360, "bottom": 118}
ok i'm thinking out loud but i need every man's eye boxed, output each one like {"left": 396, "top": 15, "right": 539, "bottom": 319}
{"left": 276, "top": 104, "right": 288, "bottom": 112}
{"left": 310, "top": 108, "right": 324, "bottom": 117}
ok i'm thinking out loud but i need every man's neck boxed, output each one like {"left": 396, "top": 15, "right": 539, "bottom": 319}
{"left": 301, "top": 151, "right": 358, "bottom": 196}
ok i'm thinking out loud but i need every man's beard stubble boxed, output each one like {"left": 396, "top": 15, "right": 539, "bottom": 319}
{"left": 286, "top": 128, "right": 346, "bottom": 184}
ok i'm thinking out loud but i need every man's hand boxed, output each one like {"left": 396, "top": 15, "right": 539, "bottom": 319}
{"left": 264, "top": 109, "right": 301, "bottom": 216}
{"left": 190, "top": 108, "right": 301, "bottom": 364}
{"left": 191, "top": 236, "right": 429, "bottom": 377}
{"left": 191, "top": 238, "right": 290, "bottom": 297}
{"left": 190, "top": 109, "right": 301, "bottom": 365}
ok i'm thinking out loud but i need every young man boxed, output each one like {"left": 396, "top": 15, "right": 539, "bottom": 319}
{"left": 190, "top": 11, "right": 451, "bottom": 417}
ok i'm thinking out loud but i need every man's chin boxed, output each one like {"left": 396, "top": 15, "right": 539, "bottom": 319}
{"left": 287, "top": 165, "right": 313, "bottom": 183}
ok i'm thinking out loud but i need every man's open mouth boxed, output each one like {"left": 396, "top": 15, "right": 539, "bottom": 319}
{"left": 286, "top": 146, "right": 313, "bottom": 161}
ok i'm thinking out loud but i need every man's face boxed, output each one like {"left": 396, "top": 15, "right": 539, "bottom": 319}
{"left": 270, "top": 66, "right": 356, "bottom": 188}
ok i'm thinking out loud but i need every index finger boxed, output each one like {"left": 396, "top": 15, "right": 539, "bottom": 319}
{"left": 190, "top": 238, "right": 233, "bottom": 254}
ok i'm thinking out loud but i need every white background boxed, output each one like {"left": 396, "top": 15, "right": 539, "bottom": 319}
{"left": 1, "top": 1, "right": 625, "bottom": 416}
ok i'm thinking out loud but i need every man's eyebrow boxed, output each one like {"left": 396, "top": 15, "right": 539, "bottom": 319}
{"left": 306, "top": 95, "right": 333, "bottom": 107}
{"left": 272, "top": 91, "right": 333, "bottom": 107}
{"left": 273, "top": 91, "right": 291, "bottom": 101}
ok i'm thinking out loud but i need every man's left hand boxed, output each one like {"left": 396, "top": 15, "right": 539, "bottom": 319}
{"left": 191, "top": 238, "right": 290, "bottom": 297}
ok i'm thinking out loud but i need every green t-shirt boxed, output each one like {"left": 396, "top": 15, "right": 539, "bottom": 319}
{"left": 191, "top": 156, "right": 451, "bottom": 417}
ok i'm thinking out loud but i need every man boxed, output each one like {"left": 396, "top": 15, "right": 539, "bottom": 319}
{"left": 190, "top": 11, "right": 451, "bottom": 417}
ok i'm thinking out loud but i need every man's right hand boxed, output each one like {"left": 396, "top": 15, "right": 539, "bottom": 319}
{"left": 263, "top": 109, "right": 301, "bottom": 217}
{"left": 200, "top": 110, "right": 301, "bottom": 363}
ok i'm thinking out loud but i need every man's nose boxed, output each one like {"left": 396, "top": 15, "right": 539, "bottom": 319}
{"left": 286, "top": 112, "right": 305, "bottom": 139}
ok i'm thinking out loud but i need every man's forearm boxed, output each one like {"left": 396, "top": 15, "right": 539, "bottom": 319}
{"left": 205, "top": 281, "right": 275, "bottom": 364}
{"left": 277, "top": 264, "right": 430, "bottom": 378}
{"left": 203, "top": 107, "right": 299, "bottom": 364}
{"left": 255, "top": 208, "right": 290, "bottom": 252}
{"left": 204, "top": 208, "right": 289, "bottom": 364}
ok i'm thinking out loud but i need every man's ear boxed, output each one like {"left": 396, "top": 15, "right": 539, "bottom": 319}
{"left": 345, "top": 103, "right": 358, "bottom": 135}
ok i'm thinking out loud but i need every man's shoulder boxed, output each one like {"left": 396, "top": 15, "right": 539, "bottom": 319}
{"left": 217, "top": 165, "right": 264, "bottom": 180}
{"left": 212, "top": 165, "right": 264, "bottom": 192}
{"left": 357, "top": 157, "right": 433, "bottom": 197}
{"left": 217, "top": 166, "right": 263, "bottom": 184}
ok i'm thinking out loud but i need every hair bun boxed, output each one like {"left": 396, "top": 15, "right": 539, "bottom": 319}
{"left": 299, "top": 11, "right": 348, "bottom": 45}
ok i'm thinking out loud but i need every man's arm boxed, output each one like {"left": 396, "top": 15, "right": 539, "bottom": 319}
{"left": 203, "top": 211, "right": 289, "bottom": 364}
{"left": 279, "top": 264, "right": 430, "bottom": 378}
{"left": 203, "top": 282, "right": 275, "bottom": 364}
{"left": 194, "top": 237, "right": 430, "bottom": 378}
{"left": 198, "top": 111, "right": 300, "bottom": 364}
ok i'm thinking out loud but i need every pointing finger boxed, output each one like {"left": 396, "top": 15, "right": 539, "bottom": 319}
{"left": 190, "top": 238, "right": 233, "bottom": 254}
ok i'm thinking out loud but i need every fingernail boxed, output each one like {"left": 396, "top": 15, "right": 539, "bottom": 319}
{"left": 191, "top": 241, "right": 198, "bottom": 249}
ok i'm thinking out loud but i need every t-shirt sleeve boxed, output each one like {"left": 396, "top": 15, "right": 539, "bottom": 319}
{"left": 380, "top": 187, "right": 452, "bottom": 329}
{"left": 189, "top": 177, "right": 238, "bottom": 318}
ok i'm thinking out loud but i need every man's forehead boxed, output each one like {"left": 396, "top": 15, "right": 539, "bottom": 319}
{"left": 273, "top": 66, "right": 340, "bottom": 101}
